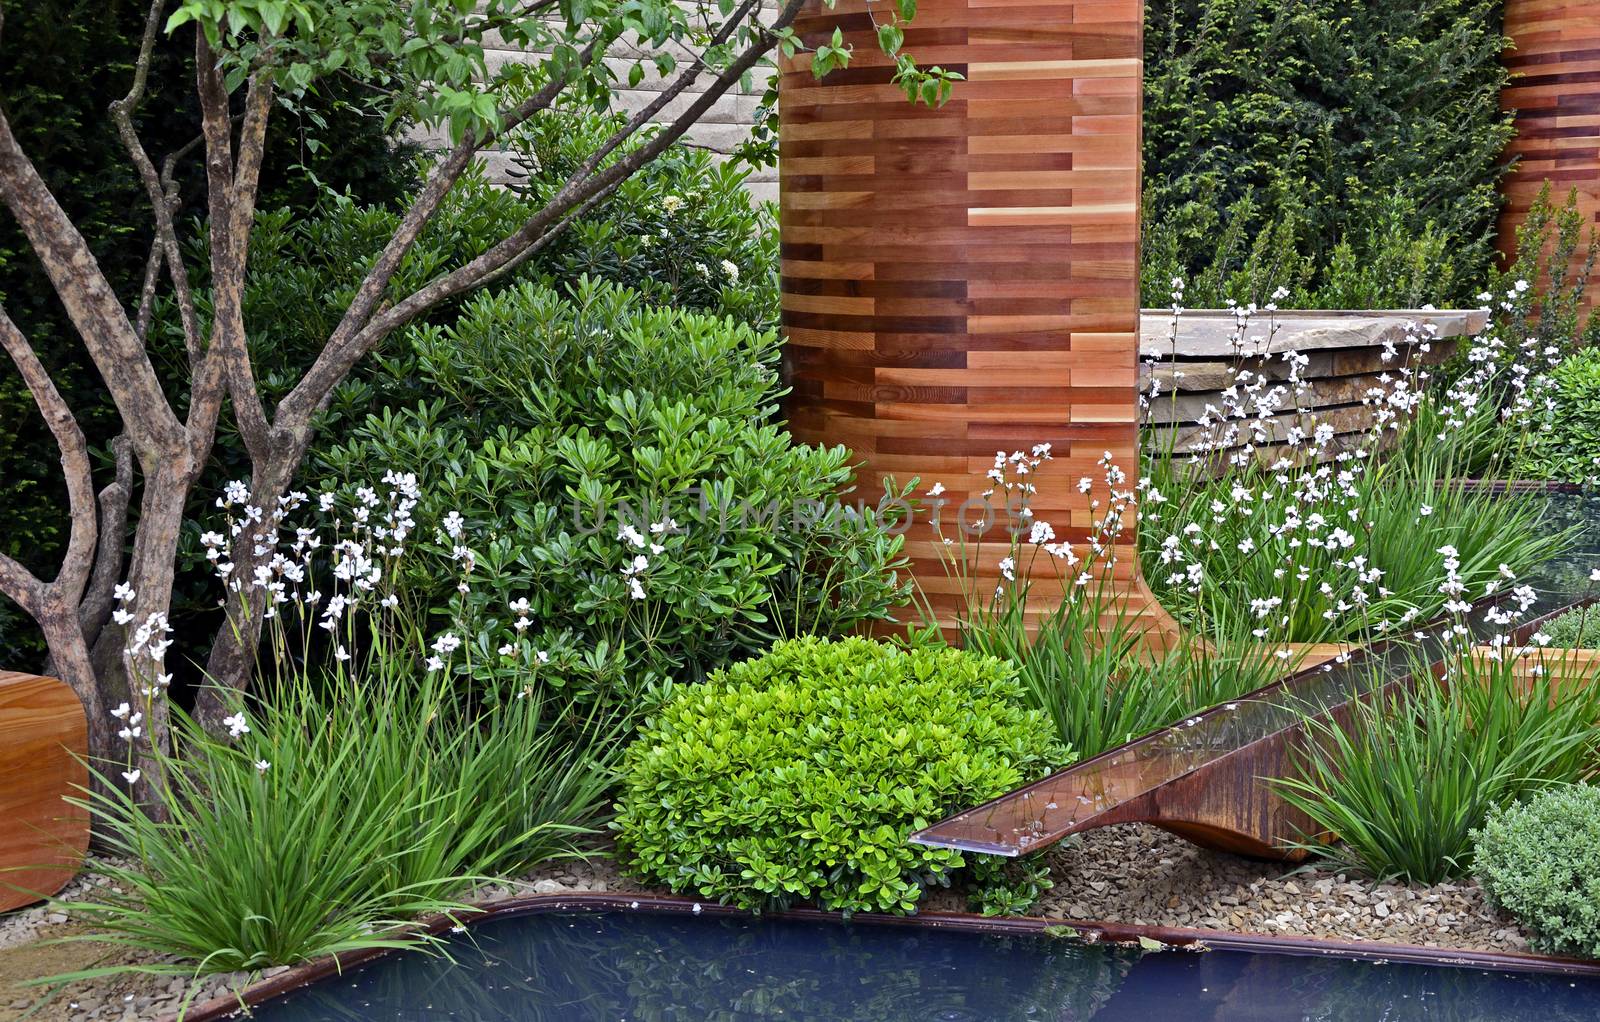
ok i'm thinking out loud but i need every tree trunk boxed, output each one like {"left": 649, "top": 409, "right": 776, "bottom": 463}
{"left": 88, "top": 456, "right": 196, "bottom": 801}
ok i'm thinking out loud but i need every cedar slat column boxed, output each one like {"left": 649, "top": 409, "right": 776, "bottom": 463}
{"left": 778, "top": 0, "right": 1181, "bottom": 644}
{"left": 1499, "top": 1, "right": 1600, "bottom": 315}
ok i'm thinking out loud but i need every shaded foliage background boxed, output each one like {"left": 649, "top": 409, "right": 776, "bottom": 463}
{"left": 1141, "top": 0, "right": 1514, "bottom": 308}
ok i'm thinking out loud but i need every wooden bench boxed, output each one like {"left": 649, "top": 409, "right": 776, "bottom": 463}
{"left": 0, "top": 671, "right": 89, "bottom": 912}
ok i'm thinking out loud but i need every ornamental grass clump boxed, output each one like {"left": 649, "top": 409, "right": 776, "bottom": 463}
{"left": 1138, "top": 290, "right": 1568, "bottom": 647}
{"left": 944, "top": 445, "right": 1290, "bottom": 760}
{"left": 614, "top": 636, "right": 1068, "bottom": 915}
{"left": 1276, "top": 638, "right": 1600, "bottom": 885}
{"left": 1474, "top": 785, "right": 1600, "bottom": 958}
{"left": 51, "top": 478, "right": 619, "bottom": 980}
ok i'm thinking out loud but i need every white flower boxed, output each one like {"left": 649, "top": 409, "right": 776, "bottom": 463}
{"left": 255, "top": 760, "right": 270, "bottom": 774}
{"left": 927, "top": 483, "right": 946, "bottom": 497}
{"left": 617, "top": 524, "right": 647, "bottom": 549}
{"left": 536, "top": 650, "right": 550, "bottom": 665}
{"left": 112, "top": 609, "right": 134, "bottom": 626}
{"left": 1028, "top": 521, "right": 1055, "bottom": 545}
{"left": 334, "top": 645, "right": 351, "bottom": 662}
{"left": 222, "top": 712, "right": 251, "bottom": 739}
{"left": 498, "top": 643, "right": 516, "bottom": 656}
{"left": 431, "top": 633, "right": 462, "bottom": 656}
{"left": 426, "top": 655, "right": 445, "bottom": 672}
{"left": 1419, "top": 505, "right": 1433, "bottom": 517}
{"left": 441, "top": 510, "right": 465, "bottom": 539}
{"left": 661, "top": 194, "right": 684, "bottom": 213}
{"left": 113, "top": 583, "right": 136, "bottom": 602}
{"left": 998, "top": 557, "right": 1016, "bottom": 581}
{"left": 1590, "top": 568, "right": 1600, "bottom": 583}
{"left": 121, "top": 769, "right": 141, "bottom": 785}
{"left": 110, "top": 702, "right": 131, "bottom": 720}
{"left": 720, "top": 259, "right": 739, "bottom": 281}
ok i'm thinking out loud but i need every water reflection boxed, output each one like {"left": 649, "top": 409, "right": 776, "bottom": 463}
{"left": 244, "top": 910, "right": 1600, "bottom": 1021}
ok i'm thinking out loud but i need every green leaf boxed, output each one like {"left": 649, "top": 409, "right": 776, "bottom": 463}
{"left": 876, "top": 24, "right": 903, "bottom": 56}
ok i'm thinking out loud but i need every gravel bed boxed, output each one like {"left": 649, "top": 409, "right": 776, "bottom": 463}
{"left": 0, "top": 831, "right": 1540, "bottom": 1020}
{"left": 1033, "top": 824, "right": 1529, "bottom": 953}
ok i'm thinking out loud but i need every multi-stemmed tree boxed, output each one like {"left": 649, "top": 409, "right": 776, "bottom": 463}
{"left": 0, "top": 0, "right": 943, "bottom": 789}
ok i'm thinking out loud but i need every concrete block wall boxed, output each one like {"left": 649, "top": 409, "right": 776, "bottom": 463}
{"left": 438, "top": 17, "right": 779, "bottom": 202}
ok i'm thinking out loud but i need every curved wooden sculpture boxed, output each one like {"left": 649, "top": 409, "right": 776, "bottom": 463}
{"left": 779, "top": 0, "right": 1182, "bottom": 646}
{"left": 0, "top": 672, "right": 89, "bottom": 911}
{"left": 1499, "top": 1, "right": 1600, "bottom": 316}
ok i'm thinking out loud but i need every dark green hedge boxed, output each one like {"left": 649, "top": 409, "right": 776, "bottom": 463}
{"left": 1141, "top": 0, "right": 1514, "bottom": 308}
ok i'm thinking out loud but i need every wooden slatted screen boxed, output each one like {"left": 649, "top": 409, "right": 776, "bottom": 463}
{"left": 1500, "top": 1, "right": 1600, "bottom": 317}
{"left": 778, "top": 0, "right": 1181, "bottom": 644}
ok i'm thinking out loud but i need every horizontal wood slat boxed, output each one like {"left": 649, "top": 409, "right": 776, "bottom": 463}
{"left": 779, "top": 0, "right": 1181, "bottom": 644}
{"left": 1500, "top": 0, "right": 1600, "bottom": 317}
{"left": 0, "top": 671, "right": 88, "bottom": 912}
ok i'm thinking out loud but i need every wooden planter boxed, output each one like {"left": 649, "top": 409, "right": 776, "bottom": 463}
{"left": 1290, "top": 641, "right": 1600, "bottom": 691}
{"left": 1498, "top": 1, "right": 1600, "bottom": 317}
{"left": 0, "top": 672, "right": 89, "bottom": 912}
{"left": 778, "top": 0, "right": 1182, "bottom": 647}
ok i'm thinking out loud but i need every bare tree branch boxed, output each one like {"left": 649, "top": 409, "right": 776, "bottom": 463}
{"left": 197, "top": 48, "right": 275, "bottom": 458}
{"left": 0, "top": 305, "right": 98, "bottom": 610}
{"left": 280, "top": 4, "right": 797, "bottom": 422}
{"left": 273, "top": 39, "right": 603, "bottom": 427}
{"left": 0, "top": 108, "right": 186, "bottom": 459}
{"left": 79, "top": 435, "right": 133, "bottom": 643}
{"left": 579, "top": 0, "right": 761, "bottom": 179}
{"left": 133, "top": 237, "right": 166, "bottom": 342}
{"left": 109, "top": 0, "right": 206, "bottom": 365}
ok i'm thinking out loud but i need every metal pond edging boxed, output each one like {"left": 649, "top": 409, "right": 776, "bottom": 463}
{"left": 167, "top": 892, "right": 1600, "bottom": 1021}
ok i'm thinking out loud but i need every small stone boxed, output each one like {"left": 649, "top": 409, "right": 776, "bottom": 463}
{"left": 532, "top": 878, "right": 566, "bottom": 895}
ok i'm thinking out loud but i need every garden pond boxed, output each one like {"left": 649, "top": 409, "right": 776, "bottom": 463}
{"left": 228, "top": 908, "right": 1600, "bottom": 1021}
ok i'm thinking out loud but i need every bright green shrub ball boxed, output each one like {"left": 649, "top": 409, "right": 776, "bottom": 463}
{"left": 1473, "top": 785, "right": 1600, "bottom": 957}
{"left": 614, "top": 636, "right": 1070, "bottom": 915}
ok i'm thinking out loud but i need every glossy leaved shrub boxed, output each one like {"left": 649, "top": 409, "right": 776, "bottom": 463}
{"left": 318, "top": 279, "right": 911, "bottom": 720}
{"left": 614, "top": 637, "right": 1068, "bottom": 915}
{"left": 1517, "top": 348, "right": 1600, "bottom": 485}
{"left": 1474, "top": 785, "right": 1600, "bottom": 958}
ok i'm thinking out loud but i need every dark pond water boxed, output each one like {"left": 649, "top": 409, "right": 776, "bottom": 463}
{"left": 1528, "top": 491, "right": 1600, "bottom": 615}
{"left": 241, "top": 910, "right": 1600, "bottom": 1021}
